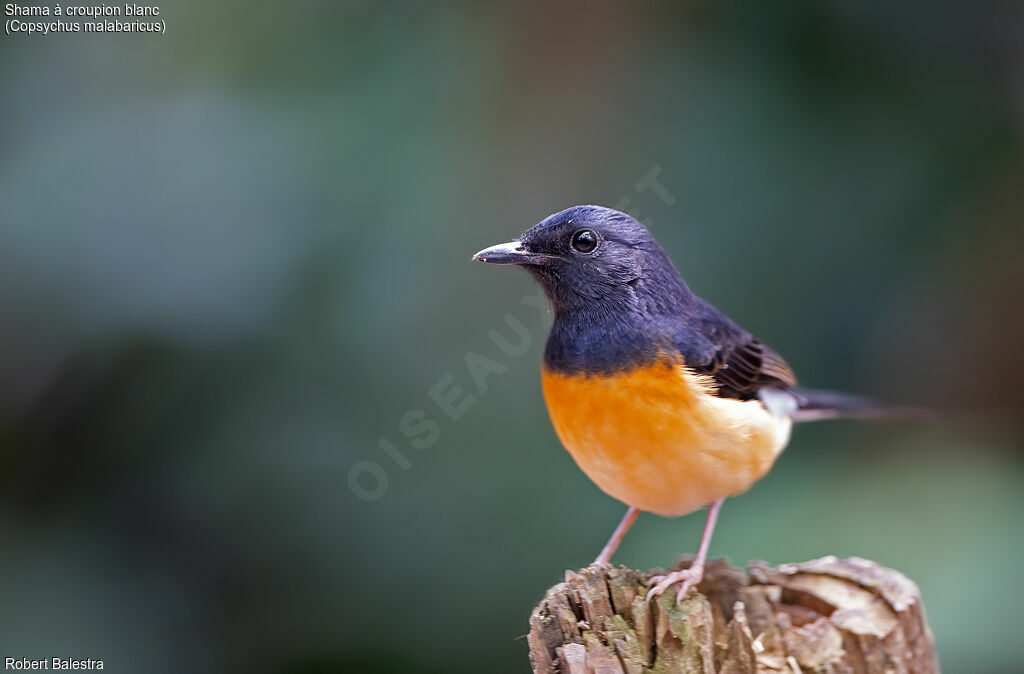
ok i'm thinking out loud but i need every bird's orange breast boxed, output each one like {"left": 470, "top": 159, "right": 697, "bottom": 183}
{"left": 541, "top": 357, "right": 791, "bottom": 517}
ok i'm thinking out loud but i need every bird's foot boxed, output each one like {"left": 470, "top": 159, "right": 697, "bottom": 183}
{"left": 645, "top": 564, "right": 704, "bottom": 606}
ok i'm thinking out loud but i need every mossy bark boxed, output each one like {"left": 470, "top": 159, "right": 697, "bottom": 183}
{"left": 527, "top": 556, "right": 938, "bottom": 674}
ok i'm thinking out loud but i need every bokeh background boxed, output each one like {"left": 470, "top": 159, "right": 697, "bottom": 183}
{"left": 2, "top": 2, "right": 1023, "bottom": 672}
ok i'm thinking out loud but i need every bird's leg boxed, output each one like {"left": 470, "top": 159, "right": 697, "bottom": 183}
{"left": 592, "top": 506, "right": 640, "bottom": 567}
{"left": 646, "top": 498, "right": 724, "bottom": 605}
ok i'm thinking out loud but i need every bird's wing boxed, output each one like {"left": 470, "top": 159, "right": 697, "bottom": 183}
{"left": 698, "top": 336, "right": 797, "bottom": 400}
{"left": 674, "top": 299, "right": 797, "bottom": 401}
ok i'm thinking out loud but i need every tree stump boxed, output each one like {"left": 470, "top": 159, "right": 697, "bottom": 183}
{"left": 527, "top": 556, "right": 938, "bottom": 674}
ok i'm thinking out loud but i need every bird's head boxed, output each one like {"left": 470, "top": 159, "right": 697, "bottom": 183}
{"left": 473, "top": 205, "right": 685, "bottom": 316}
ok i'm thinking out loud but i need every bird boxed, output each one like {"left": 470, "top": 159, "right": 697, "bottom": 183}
{"left": 472, "top": 205, "right": 904, "bottom": 605}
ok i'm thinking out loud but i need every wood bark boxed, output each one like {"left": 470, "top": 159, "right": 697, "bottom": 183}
{"left": 527, "top": 556, "right": 938, "bottom": 674}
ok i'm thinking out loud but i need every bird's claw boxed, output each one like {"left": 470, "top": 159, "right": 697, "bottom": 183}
{"left": 645, "top": 565, "right": 704, "bottom": 606}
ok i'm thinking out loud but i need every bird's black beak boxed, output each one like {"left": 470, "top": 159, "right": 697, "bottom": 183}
{"left": 472, "top": 241, "right": 545, "bottom": 265}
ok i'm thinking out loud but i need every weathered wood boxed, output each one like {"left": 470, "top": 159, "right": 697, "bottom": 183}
{"left": 527, "top": 556, "right": 938, "bottom": 674}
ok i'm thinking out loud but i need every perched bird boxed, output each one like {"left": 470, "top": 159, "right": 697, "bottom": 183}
{"left": 473, "top": 205, "right": 899, "bottom": 604}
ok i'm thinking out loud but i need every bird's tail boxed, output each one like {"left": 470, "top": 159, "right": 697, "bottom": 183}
{"left": 790, "top": 388, "right": 930, "bottom": 423}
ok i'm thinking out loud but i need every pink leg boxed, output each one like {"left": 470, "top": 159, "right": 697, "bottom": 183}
{"left": 593, "top": 506, "right": 640, "bottom": 567}
{"left": 646, "top": 498, "right": 725, "bottom": 605}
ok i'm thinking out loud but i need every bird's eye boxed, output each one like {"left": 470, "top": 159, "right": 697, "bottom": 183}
{"left": 570, "top": 229, "right": 599, "bottom": 254}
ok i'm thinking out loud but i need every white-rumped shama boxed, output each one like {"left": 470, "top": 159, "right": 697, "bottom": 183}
{"left": 473, "top": 205, "right": 899, "bottom": 604}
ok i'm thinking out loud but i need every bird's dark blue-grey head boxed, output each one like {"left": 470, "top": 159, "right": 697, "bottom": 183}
{"left": 473, "top": 206, "right": 705, "bottom": 372}
{"left": 473, "top": 205, "right": 692, "bottom": 317}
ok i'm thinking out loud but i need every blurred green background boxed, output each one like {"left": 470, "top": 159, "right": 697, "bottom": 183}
{"left": 2, "top": 1, "right": 1023, "bottom": 672}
